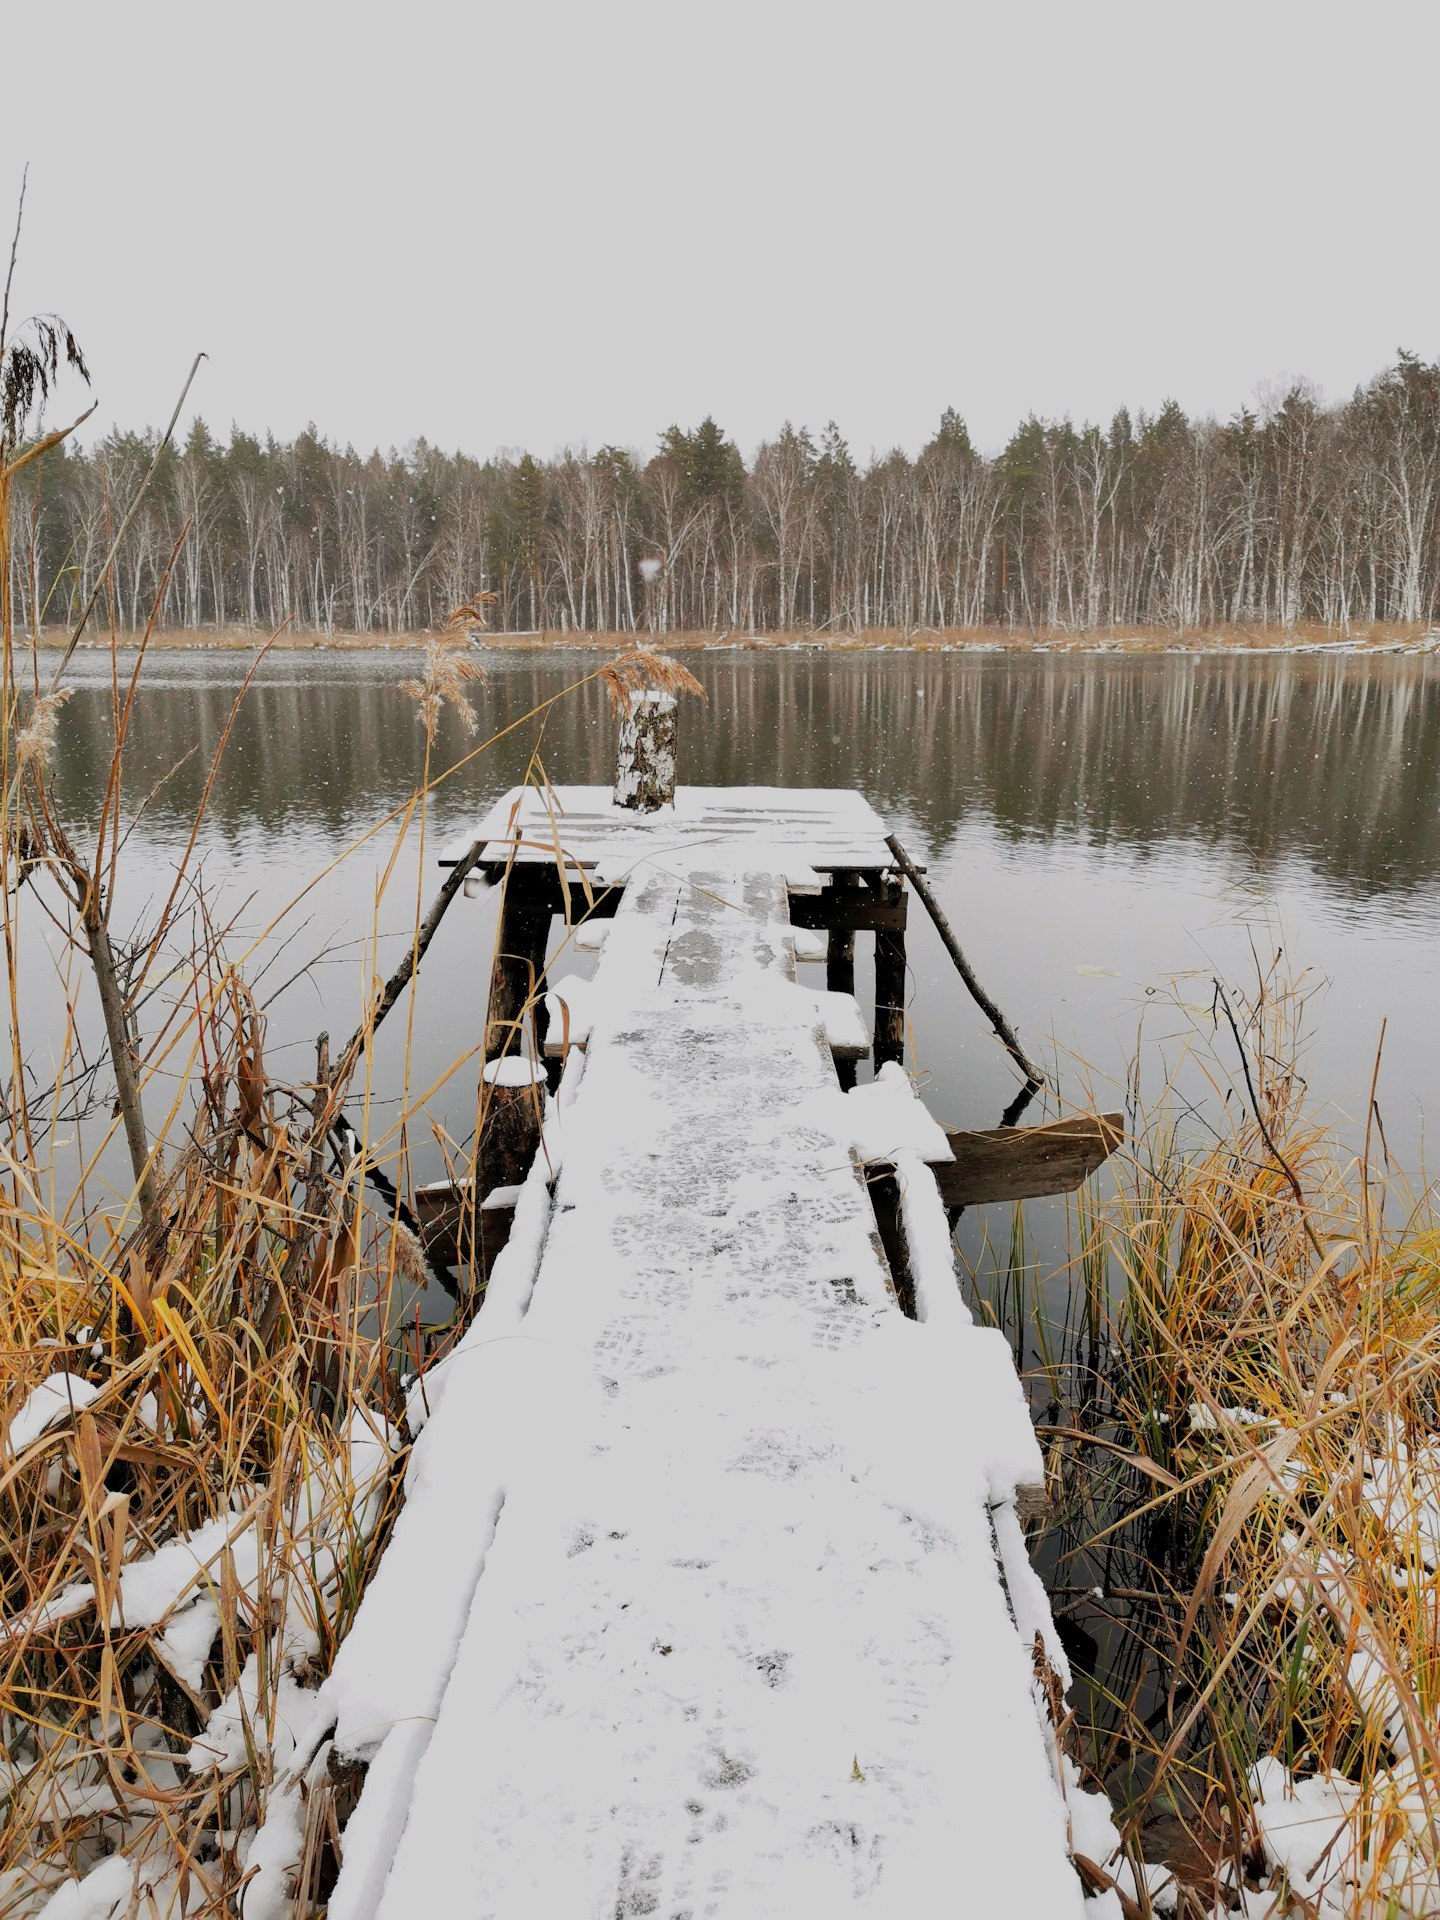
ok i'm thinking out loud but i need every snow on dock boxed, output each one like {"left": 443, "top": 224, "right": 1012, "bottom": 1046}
{"left": 297, "top": 804, "right": 1103, "bottom": 1919}
{"left": 438, "top": 782, "right": 901, "bottom": 887}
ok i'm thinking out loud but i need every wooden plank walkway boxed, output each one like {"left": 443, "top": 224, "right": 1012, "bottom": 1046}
{"left": 448, "top": 784, "right": 915, "bottom": 1079}
{"left": 312, "top": 832, "right": 1095, "bottom": 1918}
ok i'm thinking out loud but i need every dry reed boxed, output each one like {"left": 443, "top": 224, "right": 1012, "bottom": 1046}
{"left": 1007, "top": 970, "right": 1440, "bottom": 1915}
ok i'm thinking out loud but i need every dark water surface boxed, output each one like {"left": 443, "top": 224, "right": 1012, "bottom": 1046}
{"left": 25, "top": 645, "right": 1440, "bottom": 1325}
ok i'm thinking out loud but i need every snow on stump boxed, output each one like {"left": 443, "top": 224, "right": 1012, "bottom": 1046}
{"left": 614, "top": 690, "right": 676, "bottom": 812}
{"left": 479, "top": 1057, "right": 543, "bottom": 1195}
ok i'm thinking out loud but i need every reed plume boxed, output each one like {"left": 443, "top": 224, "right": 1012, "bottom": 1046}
{"left": 597, "top": 645, "right": 706, "bottom": 714}
{"left": 400, "top": 634, "right": 485, "bottom": 741}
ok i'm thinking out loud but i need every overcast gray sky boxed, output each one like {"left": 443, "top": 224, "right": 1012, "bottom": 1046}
{"left": 5, "top": 0, "right": 1437, "bottom": 466}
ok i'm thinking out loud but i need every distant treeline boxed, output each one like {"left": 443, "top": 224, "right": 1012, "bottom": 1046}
{"left": 9, "top": 354, "right": 1440, "bottom": 636}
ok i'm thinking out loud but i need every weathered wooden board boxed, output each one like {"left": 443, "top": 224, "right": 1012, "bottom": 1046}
{"left": 931, "top": 1113, "right": 1124, "bottom": 1209}
{"left": 789, "top": 887, "right": 907, "bottom": 931}
{"left": 414, "top": 1185, "right": 515, "bottom": 1269}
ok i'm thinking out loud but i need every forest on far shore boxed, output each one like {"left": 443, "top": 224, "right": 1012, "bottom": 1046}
{"left": 8, "top": 354, "right": 1440, "bottom": 639}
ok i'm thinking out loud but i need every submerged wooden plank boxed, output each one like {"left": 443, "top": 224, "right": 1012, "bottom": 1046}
{"left": 413, "top": 1185, "right": 515, "bottom": 1268}
{"left": 932, "top": 1113, "right": 1124, "bottom": 1208}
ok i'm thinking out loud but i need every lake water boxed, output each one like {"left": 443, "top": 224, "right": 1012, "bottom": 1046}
{"left": 27, "top": 645, "right": 1440, "bottom": 1332}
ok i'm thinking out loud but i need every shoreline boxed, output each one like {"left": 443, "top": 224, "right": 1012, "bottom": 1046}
{"left": 24, "top": 621, "right": 1440, "bottom": 657}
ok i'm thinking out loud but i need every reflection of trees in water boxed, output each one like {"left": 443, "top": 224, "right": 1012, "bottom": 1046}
{"left": 50, "top": 653, "right": 1440, "bottom": 894}
{"left": 705, "top": 654, "right": 1440, "bottom": 888}
{"left": 50, "top": 666, "right": 617, "bottom": 843}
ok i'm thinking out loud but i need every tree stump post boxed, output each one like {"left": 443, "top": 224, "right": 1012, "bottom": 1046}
{"left": 614, "top": 691, "right": 677, "bottom": 811}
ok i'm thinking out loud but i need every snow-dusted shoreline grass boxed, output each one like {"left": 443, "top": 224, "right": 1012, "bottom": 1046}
{"left": 0, "top": 1037, "right": 417, "bottom": 1916}
{"left": 1002, "top": 974, "right": 1440, "bottom": 1915}
{"left": 0, "top": 630, "right": 551, "bottom": 1915}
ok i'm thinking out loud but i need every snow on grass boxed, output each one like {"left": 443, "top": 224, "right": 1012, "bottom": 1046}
{"left": 7, "top": 1373, "right": 101, "bottom": 1455}
{"left": 34, "top": 1854, "right": 132, "bottom": 1919}
{"left": 8, "top": 1408, "right": 395, "bottom": 1660}
{"left": 5, "top": 1505, "right": 263, "bottom": 1645}
{"left": 5, "top": 1407, "right": 396, "bottom": 1917}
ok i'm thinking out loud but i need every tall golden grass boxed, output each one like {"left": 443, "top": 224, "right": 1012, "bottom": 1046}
{"left": 993, "top": 972, "right": 1440, "bottom": 1914}
{"left": 0, "top": 632, "right": 464, "bottom": 1913}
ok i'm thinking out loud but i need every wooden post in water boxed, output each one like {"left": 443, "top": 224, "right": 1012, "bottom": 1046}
{"left": 615, "top": 691, "right": 677, "bottom": 812}
{"left": 826, "top": 870, "right": 858, "bottom": 1091}
{"left": 478, "top": 1058, "right": 545, "bottom": 1193}
{"left": 485, "top": 866, "right": 552, "bottom": 1062}
{"left": 873, "top": 876, "right": 907, "bottom": 1070}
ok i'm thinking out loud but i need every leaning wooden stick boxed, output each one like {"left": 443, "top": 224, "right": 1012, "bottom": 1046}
{"left": 338, "top": 837, "right": 486, "bottom": 1074}
{"left": 884, "top": 832, "right": 1047, "bottom": 1091}
{"left": 257, "top": 833, "right": 487, "bottom": 1323}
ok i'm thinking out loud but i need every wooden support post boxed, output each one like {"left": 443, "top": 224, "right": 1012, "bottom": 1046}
{"left": 866, "top": 1169, "right": 915, "bottom": 1318}
{"left": 414, "top": 1062, "right": 545, "bottom": 1285}
{"left": 526, "top": 915, "right": 554, "bottom": 1078}
{"left": 826, "top": 871, "right": 858, "bottom": 1090}
{"left": 873, "top": 876, "right": 907, "bottom": 1070}
{"left": 485, "top": 867, "right": 552, "bottom": 1063}
{"left": 478, "top": 1064, "right": 545, "bottom": 1194}
{"left": 826, "top": 928, "right": 856, "bottom": 998}
{"left": 414, "top": 1186, "right": 517, "bottom": 1286}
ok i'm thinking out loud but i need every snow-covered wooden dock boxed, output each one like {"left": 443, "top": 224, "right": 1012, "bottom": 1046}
{"left": 442, "top": 785, "right": 917, "bottom": 1090}
{"left": 299, "top": 789, "right": 1110, "bottom": 1918}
